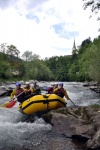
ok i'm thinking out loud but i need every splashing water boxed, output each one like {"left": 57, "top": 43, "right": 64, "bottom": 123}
{"left": 0, "top": 82, "right": 99, "bottom": 150}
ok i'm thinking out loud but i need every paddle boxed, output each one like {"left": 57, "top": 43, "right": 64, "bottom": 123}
{"left": 6, "top": 99, "right": 17, "bottom": 108}
{"left": 55, "top": 86, "right": 77, "bottom": 107}
{"left": 69, "top": 99, "right": 77, "bottom": 107}
{"left": 5, "top": 91, "right": 25, "bottom": 108}
{"left": 1, "top": 101, "right": 10, "bottom": 108}
{"left": 5, "top": 88, "right": 32, "bottom": 108}
{"left": 61, "top": 88, "right": 77, "bottom": 107}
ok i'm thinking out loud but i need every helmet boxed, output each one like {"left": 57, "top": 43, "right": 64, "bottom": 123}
{"left": 16, "top": 82, "right": 21, "bottom": 86}
{"left": 59, "top": 82, "right": 63, "bottom": 86}
{"left": 25, "top": 82, "right": 30, "bottom": 85}
{"left": 54, "top": 82, "right": 58, "bottom": 85}
{"left": 54, "top": 82, "right": 58, "bottom": 88}
{"left": 51, "top": 82, "right": 55, "bottom": 86}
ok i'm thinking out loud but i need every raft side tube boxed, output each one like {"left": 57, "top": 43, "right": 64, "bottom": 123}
{"left": 18, "top": 94, "right": 66, "bottom": 115}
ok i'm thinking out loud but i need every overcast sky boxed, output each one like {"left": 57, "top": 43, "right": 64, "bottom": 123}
{"left": 0, "top": 0, "right": 99, "bottom": 59}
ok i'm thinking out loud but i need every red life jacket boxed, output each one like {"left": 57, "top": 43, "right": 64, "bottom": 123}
{"left": 55, "top": 88, "right": 65, "bottom": 98}
{"left": 15, "top": 88, "right": 24, "bottom": 97}
{"left": 48, "top": 87, "right": 53, "bottom": 94}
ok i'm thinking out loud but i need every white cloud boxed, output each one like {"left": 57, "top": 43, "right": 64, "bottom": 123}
{"left": 0, "top": 0, "right": 99, "bottom": 59}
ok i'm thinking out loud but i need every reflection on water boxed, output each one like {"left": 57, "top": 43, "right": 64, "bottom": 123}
{"left": 0, "top": 82, "right": 100, "bottom": 150}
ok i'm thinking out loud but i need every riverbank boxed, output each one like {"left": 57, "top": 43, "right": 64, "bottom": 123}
{"left": 83, "top": 81, "right": 100, "bottom": 93}
{"left": 43, "top": 105, "right": 100, "bottom": 150}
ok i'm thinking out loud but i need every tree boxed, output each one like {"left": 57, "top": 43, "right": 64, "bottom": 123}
{"left": 22, "top": 50, "right": 33, "bottom": 61}
{"left": 7, "top": 45, "right": 20, "bottom": 57}
{"left": 78, "top": 37, "right": 92, "bottom": 55}
{"left": 44, "top": 56, "right": 71, "bottom": 81}
{"left": 0, "top": 61, "right": 11, "bottom": 79}
{"left": 32, "top": 53, "right": 40, "bottom": 60}
{"left": 83, "top": 0, "right": 100, "bottom": 30}
{"left": 0, "top": 43, "right": 7, "bottom": 54}
{"left": 79, "top": 42, "right": 100, "bottom": 83}
{"left": 88, "top": 44, "right": 100, "bottom": 83}
{"left": 22, "top": 59, "right": 53, "bottom": 80}
{"left": 81, "top": 37, "right": 92, "bottom": 47}
{"left": 83, "top": 0, "right": 100, "bottom": 14}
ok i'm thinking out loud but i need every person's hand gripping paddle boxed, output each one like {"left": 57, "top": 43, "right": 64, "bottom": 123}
{"left": 6, "top": 91, "right": 25, "bottom": 108}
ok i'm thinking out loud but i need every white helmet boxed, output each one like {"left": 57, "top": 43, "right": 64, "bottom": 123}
{"left": 51, "top": 82, "right": 55, "bottom": 86}
{"left": 25, "top": 82, "right": 30, "bottom": 85}
{"left": 54, "top": 82, "right": 58, "bottom": 88}
{"left": 54, "top": 82, "right": 58, "bottom": 85}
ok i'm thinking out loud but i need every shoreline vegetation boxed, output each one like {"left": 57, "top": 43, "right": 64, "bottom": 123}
{"left": 0, "top": 36, "right": 100, "bottom": 85}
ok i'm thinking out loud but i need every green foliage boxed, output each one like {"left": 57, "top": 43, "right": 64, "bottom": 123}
{"left": 7, "top": 45, "right": 20, "bottom": 57}
{"left": 44, "top": 56, "right": 71, "bottom": 81}
{"left": 87, "top": 45, "right": 100, "bottom": 82}
{"left": 0, "top": 61, "right": 11, "bottom": 79}
{"left": 68, "top": 61, "right": 79, "bottom": 81}
{"left": 81, "top": 37, "right": 92, "bottom": 47}
{"left": 90, "top": 104, "right": 100, "bottom": 111}
{"left": 79, "top": 41, "right": 100, "bottom": 83}
{"left": 21, "top": 59, "right": 53, "bottom": 81}
{"left": 0, "top": 35, "right": 100, "bottom": 82}
{"left": 22, "top": 50, "right": 33, "bottom": 61}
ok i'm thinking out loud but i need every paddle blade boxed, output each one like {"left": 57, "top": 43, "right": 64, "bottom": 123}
{"left": 6, "top": 100, "right": 17, "bottom": 108}
{"left": 1, "top": 102, "right": 9, "bottom": 108}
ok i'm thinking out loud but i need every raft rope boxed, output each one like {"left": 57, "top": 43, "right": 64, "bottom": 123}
{"left": 21, "top": 98, "right": 66, "bottom": 111}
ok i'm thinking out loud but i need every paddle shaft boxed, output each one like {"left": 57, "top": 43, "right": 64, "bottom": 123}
{"left": 11, "top": 90, "right": 25, "bottom": 101}
{"left": 1, "top": 89, "right": 28, "bottom": 108}
{"left": 6, "top": 90, "right": 26, "bottom": 108}
{"left": 10, "top": 88, "right": 31, "bottom": 102}
{"left": 58, "top": 87, "right": 77, "bottom": 106}
{"left": 69, "top": 99, "right": 77, "bottom": 106}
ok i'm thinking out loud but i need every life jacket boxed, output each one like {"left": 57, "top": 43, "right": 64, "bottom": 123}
{"left": 24, "top": 87, "right": 30, "bottom": 90}
{"left": 15, "top": 88, "right": 24, "bottom": 97}
{"left": 55, "top": 88, "right": 65, "bottom": 98}
{"left": 47, "top": 87, "right": 53, "bottom": 94}
{"left": 24, "top": 87, "right": 31, "bottom": 94}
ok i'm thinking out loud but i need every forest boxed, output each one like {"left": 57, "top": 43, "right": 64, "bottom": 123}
{"left": 0, "top": 35, "right": 100, "bottom": 83}
{"left": 0, "top": 0, "right": 100, "bottom": 83}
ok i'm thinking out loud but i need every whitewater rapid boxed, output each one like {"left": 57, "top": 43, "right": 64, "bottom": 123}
{"left": 0, "top": 82, "right": 99, "bottom": 150}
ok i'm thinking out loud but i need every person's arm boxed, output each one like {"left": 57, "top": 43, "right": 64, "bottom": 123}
{"left": 23, "top": 87, "right": 33, "bottom": 94}
{"left": 10, "top": 89, "right": 16, "bottom": 99}
{"left": 53, "top": 88, "right": 58, "bottom": 94}
{"left": 30, "top": 87, "right": 34, "bottom": 93}
{"left": 64, "top": 89, "right": 70, "bottom": 100}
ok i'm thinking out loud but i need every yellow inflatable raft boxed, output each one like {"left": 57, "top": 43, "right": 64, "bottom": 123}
{"left": 18, "top": 94, "right": 66, "bottom": 115}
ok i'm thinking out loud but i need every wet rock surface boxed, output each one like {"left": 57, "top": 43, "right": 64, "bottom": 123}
{"left": 45, "top": 106, "right": 100, "bottom": 150}
{"left": 83, "top": 82, "right": 100, "bottom": 93}
{"left": 0, "top": 86, "right": 13, "bottom": 97}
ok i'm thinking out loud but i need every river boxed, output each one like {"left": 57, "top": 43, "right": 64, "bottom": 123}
{"left": 0, "top": 82, "right": 100, "bottom": 150}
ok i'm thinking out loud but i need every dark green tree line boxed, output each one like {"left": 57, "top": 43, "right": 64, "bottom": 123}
{"left": 0, "top": 35, "right": 100, "bottom": 83}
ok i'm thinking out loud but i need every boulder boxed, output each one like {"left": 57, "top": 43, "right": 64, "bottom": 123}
{"left": 46, "top": 106, "right": 100, "bottom": 149}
